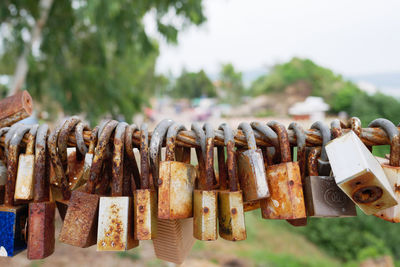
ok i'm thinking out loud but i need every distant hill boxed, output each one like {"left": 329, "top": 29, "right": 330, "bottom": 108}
{"left": 348, "top": 72, "right": 400, "bottom": 97}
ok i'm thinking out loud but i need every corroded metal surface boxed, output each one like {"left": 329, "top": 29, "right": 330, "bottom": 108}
{"left": 0, "top": 91, "right": 33, "bottom": 128}
{"left": 218, "top": 191, "right": 246, "bottom": 241}
{"left": 193, "top": 189, "right": 218, "bottom": 241}
{"left": 59, "top": 190, "right": 100, "bottom": 247}
{"left": 134, "top": 189, "right": 157, "bottom": 240}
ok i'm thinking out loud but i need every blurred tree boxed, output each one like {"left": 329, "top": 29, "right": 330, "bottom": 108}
{"left": 172, "top": 69, "right": 216, "bottom": 99}
{"left": 218, "top": 63, "right": 244, "bottom": 104}
{"left": 0, "top": 0, "right": 205, "bottom": 122}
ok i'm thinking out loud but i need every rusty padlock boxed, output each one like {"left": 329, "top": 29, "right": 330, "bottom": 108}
{"left": 0, "top": 124, "right": 31, "bottom": 257}
{"left": 14, "top": 124, "right": 38, "bottom": 200}
{"left": 192, "top": 122, "right": 218, "bottom": 241}
{"left": 59, "top": 120, "right": 118, "bottom": 248}
{"left": 261, "top": 121, "right": 306, "bottom": 220}
{"left": 151, "top": 119, "right": 195, "bottom": 264}
{"left": 237, "top": 122, "right": 269, "bottom": 202}
{"left": 326, "top": 128, "right": 397, "bottom": 215}
{"left": 159, "top": 123, "right": 196, "bottom": 219}
{"left": 218, "top": 123, "right": 246, "bottom": 241}
{"left": 369, "top": 119, "right": 400, "bottom": 222}
{"left": 286, "top": 122, "right": 308, "bottom": 226}
{"left": 124, "top": 124, "right": 141, "bottom": 191}
{"left": 304, "top": 146, "right": 356, "bottom": 217}
{"left": 97, "top": 122, "right": 139, "bottom": 251}
{"left": 27, "top": 124, "right": 56, "bottom": 259}
{"left": 133, "top": 123, "right": 157, "bottom": 240}
{"left": 0, "top": 127, "right": 10, "bottom": 205}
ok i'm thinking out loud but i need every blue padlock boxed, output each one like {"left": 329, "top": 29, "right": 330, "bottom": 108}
{"left": 0, "top": 124, "right": 31, "bottom": 257}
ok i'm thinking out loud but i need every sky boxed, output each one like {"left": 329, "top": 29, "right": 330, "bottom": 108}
{"left": 149, "top": 0, "right": 400, "bottom": 77}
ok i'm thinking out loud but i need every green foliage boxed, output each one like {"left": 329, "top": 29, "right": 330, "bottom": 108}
{"left": 171, "top": 69, "right": 216, "bottom": 99}
{"left": 218, "top": 63, "right": 244, "bottom": 104}
{"left": 0, "top": 0, "right": 206, "bottom": 123}
{"left": 116, "top": 250, "right": 141, "bottom": 261}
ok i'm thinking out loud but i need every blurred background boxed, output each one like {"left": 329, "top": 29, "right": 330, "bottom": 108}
{"left": 1, "top": 0, "right": 400, "bottom": 266}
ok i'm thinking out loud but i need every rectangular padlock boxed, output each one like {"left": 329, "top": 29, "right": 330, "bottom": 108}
{"left": 304, "top": 147, "right": 356, "bottom": 217}
{"left": 97, "top": 122, "right": 138, "bottom": 251}
{"left": 134, "top": 124, "right": 157, "bottom": 240}
{"left": 237, "top": 123, "right": 269, "bottom": 202}
{"left": 326, "top": 131, "right": 397, "bottom": 214}
{"left": 0, "top": 159, "right": 6, "bottom": 205}
{"left": 0, "top": 125, "right": 31, "bottom": 257}
{"left": 14, "top": 125, "right": 38, "bottom": 200}
{"left": 261, "top": 122, "right": 306, "bottom": 220}
{"left": 27, "top": 124, "right": 56, "bottom": 259}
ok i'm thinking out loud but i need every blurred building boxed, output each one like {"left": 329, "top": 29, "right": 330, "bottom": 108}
{"left": 288, "top": 96, "right": 329, "bottom": 121}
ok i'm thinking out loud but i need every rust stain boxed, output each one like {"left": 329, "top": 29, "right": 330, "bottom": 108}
{"left": 99, "top": 203, "right": 124, "bottom": 250}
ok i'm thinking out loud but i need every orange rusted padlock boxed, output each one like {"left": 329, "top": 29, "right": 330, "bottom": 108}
{"left": 218, "top": 123, "right": 246, "bottom": 241}
{"left": 134, "top": 123, "right": 157, "bottom": 240}
{"left": 261, "top": 121, "right": 306, "bottom": 220}
{"left": 0, "top": 124, "right": 31, "bottom": 257}
{"left": 237, "top": 122, "right": 269, "bottom": 202}
{"left": 27, "top": 124, "right": 56, "bottom": 259}
{"left": 14, "top": 124, "right": 38, "bottom": 200}
{"left": 158, "top": 123, "right": 196, "bottom": 219}
{"left": 97, "top": 122, "right": 139, "bottom": 251}
{"left": 151, "top": 119, "right": 195, "bottom": 264}
{"left": 193, "top": 122, "right": 218, "bottom": 241}
{"left": 370, "top": 119, "right": 400, "bottom": 222}
{"left": 59, "top": 120, "right": 118, "bottom": 248}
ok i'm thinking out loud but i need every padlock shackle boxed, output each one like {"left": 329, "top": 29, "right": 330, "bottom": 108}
{"left": 87, "top": 126, "right": 99, "bottom": 154}
{"left": 203, "top": 123, "right": 215, "bottom": 190}
{"left": 369, "top": 118, "right": 400, "bottom": 167}
{"left": 87, "top": 120, "right": 118, "bottom": 194}
{"left": 330, "top": 119, "right": 343, "bottom": 139}
{"left": 238, "top": 122, "right": 257, "bottom": 151}
{"left": 267, "top": 121, "right": 292, "bottom": 163}
{"left": 140, "top": 123, "right": 150, "bottom": 190}
{"left": 124, "top": 124, "right": 141, "bottom": 190}
{"left": 75, "top": 121, "right": 89, "bottom": 156}
{"left": 307, "top": 147, "right": 322, "bottom": 177}
{"left": 5, "top": 124, "right": 31, "bottom": 206}
{"left": 34, "top": 124, "right": 50, "bottom": 202}
{"left": 111, "top": 122, "right": 128, "bottom": 196}
{"left": 5, "top": 123, "right": 22, "bottom": 155}
{"left": 250, "top": 122, "right": 279, "bottom": 148}
{"left": 289, "top": 122, "right": 306, "bottom": 179}
{"left": 0, "top": 126, "right": 9, "bottom": 160}
{"left": 149, "top": 119, "right": 174, "bottom": 188}
{"left": 349, "top": 117, "right": 362, "bottom": 137}
{"left": 310, "top": 121, "right": 330, "bottom": 162}
{"left": 58, "top": 117, "right": 81, "bottom": 173}
{"left": 219, "top": 123, "right": 239, "bottom": 192}
{"left": 166, "top": 123, "right": 187, "bottom": 162}
{"left": 24, "top": 124, "right": 38, "bottom": 155}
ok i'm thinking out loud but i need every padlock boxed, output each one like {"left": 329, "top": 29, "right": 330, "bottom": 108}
{"left": 304, "top": 146, "right": 356, "bottom": 217}
{"left": 0, "top": 124, "right": 31, "bottom": 257}
{"left": 133, "top": 123, "right": 157, "bottom": 240}
{"left": 158, "top": 123, "right": 196, "bottom": 219}
{"left": 218, "top": 123, "right": 246, "bottom": 241}
{"left": 326, "top": 130, "right": 397, "bottom": 215}
{"left": 369, "top": 119, "right": 400, "bottom": 222}
{"left": 124, "top": 124, "right": 141, "bottom": 190}
{"left": 151, "top": 119, "right": 195, "bottom": 264}
{"left": 0, "top": 90, "right": 33, "bottom": 128}
{"left": 0, "top": 127, "right": 10, "bottom": 205}
{"left": 237, "top": 122, "right": 269, "bottom": 202}
{"left": 59, "top": 120, "right": 118, "bottom": 247}
{"left": 97, "top": 122, "right": 139, "bottom": 251}
{"left": 27, "top": 124, "right": 56, "bottom": 259}
{"left": 286, "top": 122, "right": 308, "bottom": 226}
{"left": 14, "top": 124, "right": 38, "bottom": 200}
{"left": 192, "top": 122, "right": 218, "bottom": 241}
{"left": 261, "top": 121, "right": 306, "bottom": 220}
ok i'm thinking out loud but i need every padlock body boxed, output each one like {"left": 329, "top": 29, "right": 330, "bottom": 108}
{"left": 304, "top": 176, "right": 356, "bottom": 217}
{"left": 59, "top": 190, "right": 99, "bottom": 247}
{"left": 14, "top": 154, "right": 34, "bottom": 200}
{"left": 0, "top": 205, "right": 28, "bottom": 257}
{"left": 153, "top": 218, "right": 195, "bottom": 264}
{"left": 243, "top": 200, "right": 260, "bottom": 212}
{"left": 261, "top": 162, "right": 306, "bottom": 220}
{"left": 326, "top": 131, "right": 397, "bottom": 214}
{"left": 374, "top": 158, "right": 400, "bottom": 222}
{"left": 134, "top": 189, "right": 157, "bottom": 240}
{"left": 67, "top": 148, "right": 86, "bottom": 190}
{"left": 97, "top": 196, "right": 138, "bottom": 251}
{"left": 218, "top": 191, "right": 246, "bottom": 241}
{"left": 0, "top": 160, "right": 7, "bottom": 186}
{"left": 193, "top": 189, "right": 218, "bottom": 241}
{"left": 238, "top": 149, "right": 269, "bottom": 202}
{"left": 158, "top": 161, "right": 196, "bottom": 219}
{"left": 27, "top": 201, "right": 55, "bottom": 259}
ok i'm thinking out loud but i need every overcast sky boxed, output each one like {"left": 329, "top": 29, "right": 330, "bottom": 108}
{"left": 150, "top": 0, "right": 400, "bottom": 77}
